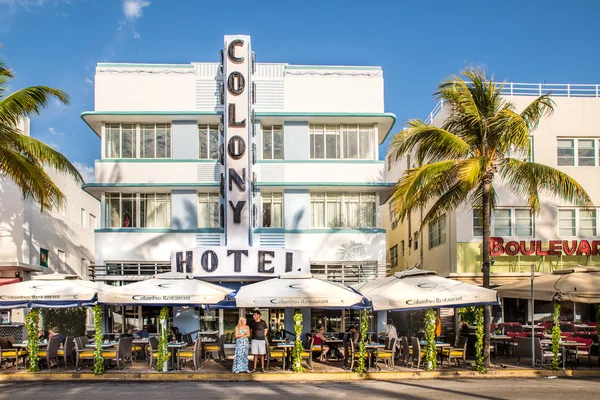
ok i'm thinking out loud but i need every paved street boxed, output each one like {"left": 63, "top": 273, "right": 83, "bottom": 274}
{"left": 1, "top": 379, "right": 599, "bottom": 400}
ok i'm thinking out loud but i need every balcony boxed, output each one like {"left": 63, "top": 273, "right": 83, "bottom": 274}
{"left": 88, "top": 262, "right": 171, "bottom": 281}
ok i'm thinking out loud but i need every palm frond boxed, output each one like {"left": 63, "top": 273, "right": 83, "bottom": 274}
{"left": 520, "top": 94, "right": 555, "bottom": 131}
{"left": 0, "top": 86, "right": 69, "bottom": 125}
{"left": 499, "top": 158, "right": 592, "bottom": 213}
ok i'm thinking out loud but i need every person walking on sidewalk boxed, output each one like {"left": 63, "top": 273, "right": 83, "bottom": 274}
{"left": 249, "top": 310, "right": 268, "bottom": 373}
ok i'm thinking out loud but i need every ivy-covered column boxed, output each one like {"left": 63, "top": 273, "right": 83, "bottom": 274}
{"left": 292, "top": 310, "right": 305, "bottom": 372}
{"left": 424, "top": 309, "right": 437, "bottom": 371}
{"left": 156, "top": 306, "right": 169, "bottom": 371}
{"left": 92, "top": 304, "right": 104, "bottom": 375}
{"left": 551, "top": 302, "right": 561, "bottom": 370}
{"left": 26, "top": 308, "right": 40, "bottom": 372}
{"left": 473, "top": 306, "right": 485, "bottom": 373}
{"left": 355, "top": 309, "right": 369, "bottom": 374}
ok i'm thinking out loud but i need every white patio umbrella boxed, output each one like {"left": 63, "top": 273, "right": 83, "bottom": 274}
{"left": 0, "top": 273, "right": 105, "bottom": 309}
{"left": 497, "top": 266, "right": 600, "bottom": 303}
{"left": 98, "top": 272, "right": 233, "bottom": 306}
{"left": 351, "top": 268, "right": 498, "bottom": 311}
{"left": 234, "top": 273, "right": 365, "bottom": 308}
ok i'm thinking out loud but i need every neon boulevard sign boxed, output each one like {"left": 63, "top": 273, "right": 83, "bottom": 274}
{"left": 490, "top": 237, "right": 600, "bottom": 256}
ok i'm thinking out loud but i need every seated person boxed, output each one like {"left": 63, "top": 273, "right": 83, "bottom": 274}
{"left": 139, "top": 325, "right": 149, "bottom": 338}
{"left": 313, "top": 327, "right": 330, "bottom": 362}
{"left": 348, "top": 326, "right": 360, "bottom": 345}
{"left": 49, "top": 327, "right": 66, "bottom": 345}
{"left": 121, "top": 328, "right": 134, "bottom": 338}
{"left": 37, "top": 330, "right": 49, "bottom": 341}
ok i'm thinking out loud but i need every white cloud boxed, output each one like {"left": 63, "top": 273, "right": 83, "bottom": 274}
{"left": 49, "top": 142, "right": 60, "bottom": 150}
{"left": 84, "top": 76, "right": 93, "bottom": 85}
{"left": 123, "top": 0, "right": 150, "bottom": 21}
{"left": 48, "top": 127, "right": 65, "bottom": 137}
{"left": 133, "top": 31, "right": 140, "bottom": 39}
{"left": 73, "top": 162, "right": 94, "bottom": 183}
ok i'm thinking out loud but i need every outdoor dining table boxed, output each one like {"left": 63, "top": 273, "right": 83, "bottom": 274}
{"left": 276, "top": 342, "right": 294, "bottom": 370}
{"left": 168, "top": 342, "right": 187, "bottom": 370}
{"left": 364, "top": 343, "right": 385, "bottom": 370}
{"left": 490, "top": 335, "right": 512, "bottom": 357}
{"left": 12, "top": 342, "right": 48, "bottom": 349}
{"left": 540, "top": 340, "right": 588, "bottom": 369}
{"left": 85, "top": 341, "right": 118, "bottom": 348}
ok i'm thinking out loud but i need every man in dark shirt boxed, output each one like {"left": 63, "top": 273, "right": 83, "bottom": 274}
{"left": 248, "top": 310, "right": 268, "bottom": 372}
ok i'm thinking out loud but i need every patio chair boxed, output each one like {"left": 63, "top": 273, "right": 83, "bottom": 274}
{"left": 265, "top": 338, "right": 287, "bottom": 370}
{"left": 0, "top": 337, "right": 26, "bottom": 369}
{"left": 178, "top": 338, "right": 203, "bottom": 371}
{"left": 399, "top": 336, "right": 410, "bottom": 366}
{"left": 516, "top": 337, "right": 557, "bottom": 367}
{"left": 374, "top": 338, "right": 396, "bottom": 370}
{"left": 309, "top": 336, "right": 325, "bottom": 361}
{"left": 570, "top": 337, "right": 593, "bottom": 368}
{"left": 204, "top": 335, "right": 223, "bottom": 361}
{"left": 345, "top": 338, "right": 369, "bottom": 371}
{"left": 148, "top": 337, "right": 172, "bottom": 370}
{"left": 74, "top": 336, "right": 94, "bottom": 371}
{"left": 441, "top": 336, "right": 468, "bottom": 368}
{"left": 102, "top": 337, "right": 133, "bottom": 370}
{"left": 409, "top": 337, "right": 426, "bottom": 369}
{"left": 57, "top": 336, "right": 75, "bottom": 367}
{"left": 38, "top": 337, "right": 60, "bottom": 370}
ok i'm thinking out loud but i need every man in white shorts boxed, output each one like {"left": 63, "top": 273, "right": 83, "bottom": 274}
{"left": 249, "top": 310, "right": 268, "bottom": 372}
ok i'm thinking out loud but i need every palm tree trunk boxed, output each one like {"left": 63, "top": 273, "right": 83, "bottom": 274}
{"left": 482, "top": 176, "right": 492, "bottom": 367}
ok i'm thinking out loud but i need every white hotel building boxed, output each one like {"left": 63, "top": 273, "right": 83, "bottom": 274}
{"left": 82, "top": 35, "right": 396, "bottom": 336}
{"left": 382, "top": 83, "right": 600, "bottom": 323}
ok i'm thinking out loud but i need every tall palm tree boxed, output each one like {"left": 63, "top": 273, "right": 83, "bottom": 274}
{"left": 0, "top": 59, "right": 82, "bottom": 211}
{"left": 389, "top": 67, "right": 591, "bottom": 367}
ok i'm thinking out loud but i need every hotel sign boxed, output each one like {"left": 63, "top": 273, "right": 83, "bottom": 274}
{"left": 490, "top": 237, "right": 600, "bottom": 256}
{"left": 170, "top": 36, "right": 310, "bottom": 279}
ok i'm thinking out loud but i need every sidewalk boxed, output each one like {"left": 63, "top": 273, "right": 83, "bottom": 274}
{"left": 1, "top": 356, "right": 599, "bottom": 382}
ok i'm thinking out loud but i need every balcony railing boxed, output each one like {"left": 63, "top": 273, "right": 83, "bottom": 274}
{"left": 88, "top": 262, "right": 171, "bottom": 281}
{"left": 425, "top": 82, "right": 600, "bottom": 124}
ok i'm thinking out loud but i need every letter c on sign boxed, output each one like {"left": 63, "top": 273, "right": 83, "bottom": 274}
{"left": 228, "top": 39, "right": 244, "bottom": 63}
{"left": 201, "top": 250, "right": 218, "bottom": 272}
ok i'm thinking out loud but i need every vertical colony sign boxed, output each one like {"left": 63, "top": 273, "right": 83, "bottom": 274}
{"left": 171, "top": 35, "right": 310, "bottom": 279}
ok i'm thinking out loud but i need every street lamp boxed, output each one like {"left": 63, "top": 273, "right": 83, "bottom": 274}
{"left": 530, "top": 263, "right": 535, "bottom": 368}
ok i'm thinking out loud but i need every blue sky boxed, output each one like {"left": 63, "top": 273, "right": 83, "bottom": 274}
{"left": 1, "top": 0, "right": 599, "bottom": 182}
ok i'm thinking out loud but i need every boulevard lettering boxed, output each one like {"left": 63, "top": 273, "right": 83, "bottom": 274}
{"left": 490, "top": 237, "right": 600, "bottom": 256}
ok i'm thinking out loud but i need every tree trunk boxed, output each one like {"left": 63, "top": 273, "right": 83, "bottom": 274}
{"left": 482, "top": 176, "right": 492, "bottom": 368}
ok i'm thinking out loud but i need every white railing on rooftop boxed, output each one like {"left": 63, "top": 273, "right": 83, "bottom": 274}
{"left": 425, "top": 82, "right": 600, "bottom": 124}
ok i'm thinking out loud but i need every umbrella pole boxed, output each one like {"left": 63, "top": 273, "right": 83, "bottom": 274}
{"left": 530, "top": 264, "right": 535, "bottom": 369}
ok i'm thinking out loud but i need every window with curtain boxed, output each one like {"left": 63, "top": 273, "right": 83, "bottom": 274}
{"left": 309, "top": 124, "right": 375, "bottom": 159}
{"left": 141, "top": 123, "right": 171, "bottom": 158}
{"left": 389, "top": 245, "right": 398, "bottom": 267}
{"left": 514, "top": 209, "right": 533, "bottom": 236}
{"left": 493, "top": 209, "right": 512, "bottom": 236}
{"left": 261, "top": 193, "right": 283, "bottom": 228}
{"left": 262, "top": 126, "right": 284, "bottom": 160}
{"left": 472, "top": 208, "right": 483, "bottom": 236}
{"left": 428, "top": 214, "right": 446, "bottom": 248}
{"left": 105, "top": 123, "right": 135, "bottom": 158}
{"left": 310, "top": 193, "right": 376, "bottom": 228}
{"left": 140, "top": 193, "right": 171, "bottom": 228}
{"left": 199, "top": 124, "right": 220, "bottom": 159}
{"left": 105, "top": 193, "right": 137, "bottom": 228}
{"left": 198, "top": 193, "right": 220, "bottom": 228}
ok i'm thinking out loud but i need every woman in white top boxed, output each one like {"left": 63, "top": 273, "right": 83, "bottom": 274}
{"left": 386, "top": 319, "right": 400, "bottom": 350}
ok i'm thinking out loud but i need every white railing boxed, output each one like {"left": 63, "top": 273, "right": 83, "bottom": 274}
{"left": 424, "top": 82, "right": 600, "bottom": 124}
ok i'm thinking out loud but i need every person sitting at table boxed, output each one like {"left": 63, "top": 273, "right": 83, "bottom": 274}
{"left": 49, "top": 327, "right": 66, "bottom": 345}
{"left": 121, "top": 328, "right": 134, "bottom": 338}
{"left": 169, "top": 327, "right": 182, "bottom": 342}
{"left": 314, "top": 327, "right": 330, "bottom": 362}
{"left": 348, "top": 326, "right": 360, "bottom": 345}
{"left": 139, "top": 325, "right": 149, "bottom": 338}
{"left": 37, "top": 330, "right": 49, "bottom": 341}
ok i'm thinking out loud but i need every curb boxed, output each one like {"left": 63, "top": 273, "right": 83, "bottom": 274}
{"left": 1, "top": 369, "right": 600, "bottom": 382}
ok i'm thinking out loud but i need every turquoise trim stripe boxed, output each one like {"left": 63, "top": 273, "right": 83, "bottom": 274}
{"left": 257, "top": 160, "right": 384, "bottom": 164}
{"left": 254, "top": 228, "right": 385, "bottom": 234}
{"left": 81, "top": 111, "right": 221, "bottom": 117}
{"left": 96, "top": 159, "right": 218, "bottom": 163}
{"left": 83, "top": 183, "right": 218, "bottom": 189}
{"left": 96, "top": 228, "right": 223, "bottom": 234}
{"left": 257, "top": 182, "right": 394, "bottom": 187}
{"left": 97, "top": 63, "right": 195, "bottom": 69}
{"left": 285, "top": 65, "right": 381, "bottom": 71}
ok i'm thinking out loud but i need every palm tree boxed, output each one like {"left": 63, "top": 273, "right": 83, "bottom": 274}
{"left": 0, "top": 59, "right": 82, "bottom": 211}
{"left": 389, "top": 67, "right": 591, "bottom": 367}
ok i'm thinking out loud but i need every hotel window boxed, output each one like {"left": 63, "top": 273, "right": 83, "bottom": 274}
{"left": 400, "top": 240, "right": 405, "bottom": 257}
{"left": 141, "top": 123, "right": 171, "bottom": 158}
{"left": 105, "top": 193, "right": 137, "bottom": 228}
{"left": 199, "top": 124, "right": 219, "bottom": 160}
{"left": 262, "top": 125, "right": 283, "bottom": 160}
{"left": 198, "top": 193, "right": 220, "bottom": 228}
{"left": 473, "top": 208, "right": 533, "bottom": 237}
{"left": 559, "top": 208, "right": 597, "bottom": 237}
{"left": 413, "top": 232, "right": 418, "bottom": 250}
{"left": 390, "top": 245, "right": 398, "bottom": 268}
{"left": 310, "top": 193, "right": 376, "bottom": 228}
{"left": 81, "top": 208, "right": 86, "bottom": 227}
{"left": 428, "top": 214, "right": 446, "bottom": 249}
{"left": 89, "top": 214, "right": 97, "bottom": 230}
{"left": 105, "top": 123, "right": 135, "bottom": 159}
{"left": 557, "top": 138, "right": 598, "bottom": 166}
{"left": 261, "top": 193, "right": 283, "bottom": 228}
{"left": 140, "top": 193, "right": 171, "bottom": 228}
{"left": 309, "top": 124, "right": 375, "bottom": 160}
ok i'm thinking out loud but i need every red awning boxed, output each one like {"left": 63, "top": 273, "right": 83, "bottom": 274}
{"left": 0, "top": 278, "right": 21, "bottom": 286}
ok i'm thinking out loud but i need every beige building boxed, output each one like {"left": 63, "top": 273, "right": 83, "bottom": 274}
{"left": 383, "top": 83, "right": 600, "bottom": 322}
